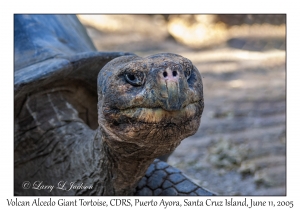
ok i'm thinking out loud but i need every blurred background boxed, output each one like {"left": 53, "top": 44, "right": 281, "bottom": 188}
{"left": 77, "top": 14, "right": 286, "bottom": 195}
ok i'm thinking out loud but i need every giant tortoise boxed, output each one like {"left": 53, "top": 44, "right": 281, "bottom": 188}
{"left": 14, "top": 14, "right": 213, "bottom": 196}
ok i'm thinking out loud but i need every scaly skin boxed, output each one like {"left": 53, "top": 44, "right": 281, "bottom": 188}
{"left": 135, "top": 159, "right": 214, "bottom": 196}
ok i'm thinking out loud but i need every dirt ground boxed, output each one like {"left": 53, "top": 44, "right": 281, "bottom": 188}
{"left": 79, "top": 15, "right": 286, "bottom": 195}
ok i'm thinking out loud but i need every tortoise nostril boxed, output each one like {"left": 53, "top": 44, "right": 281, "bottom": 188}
{"left": 172, "top": 71, "right": 177, "bottom": 77}
{"left": 163, "top": 72, "right": 168, "bottom": 78}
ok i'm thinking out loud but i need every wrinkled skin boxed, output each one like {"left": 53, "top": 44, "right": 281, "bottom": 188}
{"left": 95, "top": 53, "right": 204, "bottom": 195}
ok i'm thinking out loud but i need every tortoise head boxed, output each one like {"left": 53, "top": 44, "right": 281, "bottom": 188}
{"left": 97, "top": 53, "right": 204, "bottom": 158}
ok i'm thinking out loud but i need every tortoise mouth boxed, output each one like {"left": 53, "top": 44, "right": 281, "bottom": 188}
{"left": 119, "top": 103, "right": 198, "bottom": 124}
{"left": 103, "top": 102, "right": 202, "bottom": 125}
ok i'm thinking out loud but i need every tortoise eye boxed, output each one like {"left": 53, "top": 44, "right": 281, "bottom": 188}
{"left": 125, "top": 72, "right": 145, "bottom": 86}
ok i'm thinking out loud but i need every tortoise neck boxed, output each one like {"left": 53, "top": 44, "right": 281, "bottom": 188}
{"left": 94, "top": 127, "right": 154, "bottom": 195}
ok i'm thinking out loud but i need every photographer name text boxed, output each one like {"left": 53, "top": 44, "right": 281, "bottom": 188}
{"left": 22, "top": 181, "right": 93, "bottom": 192}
